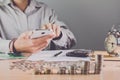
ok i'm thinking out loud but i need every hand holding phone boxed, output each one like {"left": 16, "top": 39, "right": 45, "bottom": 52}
{"left": 30, "top": 29, "right": 53, "bottom": 39}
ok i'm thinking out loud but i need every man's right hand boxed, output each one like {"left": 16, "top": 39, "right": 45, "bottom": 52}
{"left": 14, "top": 31, "right": 55, "bottom": 53}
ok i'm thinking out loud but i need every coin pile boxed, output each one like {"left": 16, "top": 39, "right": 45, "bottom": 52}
{"left": 10, "top": 59, "right": 103, "bottom": 75}
{"left": 10, "top": 60, "right": 44, "bottom": 72}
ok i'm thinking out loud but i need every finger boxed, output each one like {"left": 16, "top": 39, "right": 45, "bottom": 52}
{"left": 37, "top": 42, "right": 49, "bottom": 51}
{"left": 41, "top": 23, "right": 51, "bottom": 29}
{"left": 41, "top": 34, "right": 55, "bottom": 39}
{"left": 56, "top": 26, "right": 61, "bottom": 37}
{"left": 32, "top": 34, "right": 54, "bottom": 46}
{"left": 32, "top": 39, "right": 49, "bottom": 47}
{"left": 26, "top": 31, "right": 33, "bottom": 39}
{"left": 41, "top": 25, "right": 46, "bottom": 29}
{"left": 53, "top": 24, "right": 61, "bottom": 37}
{"left": 19, "top": 33, "right": 26, "bottom": 39}
{"left": 52, "top": 24, "right": 57, "bottom": 34}
{"left": 32, "top": 42, "right": 48, "bottom": 53}
{"left": 20, "top": 31, "right": 33, "bottom": 39}
{"left": 46, "top": 23, "right": 52, "bottom": 30}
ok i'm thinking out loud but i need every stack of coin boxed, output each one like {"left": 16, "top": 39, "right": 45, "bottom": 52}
{"left": 59, "top": 67, "right": 66, "bottom": 74}
{"left": 45, "top": 69, "right": 51, "bottom": 74}
{"left": 94, "top": 54, "right": 103, "bottom": 74}
{"left": 89, "top": 61, "right": 96, "bottom": 74}
{"left": 81, "top": 61, "right": 90, "bottom": 75}
{"left": 34, "top": 68, "right": 40, "bottom": 75}
{"left": 70, "top": 65, "right": 76, "bottom": 74}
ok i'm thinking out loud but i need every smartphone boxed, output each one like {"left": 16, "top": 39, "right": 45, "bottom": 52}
{"left": 30, "top": 29, "right": 53, "bottom": 39}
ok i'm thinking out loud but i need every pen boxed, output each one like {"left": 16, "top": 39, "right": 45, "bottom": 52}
{"left": 53, "top": 51, "right": 62, "bottom": 57}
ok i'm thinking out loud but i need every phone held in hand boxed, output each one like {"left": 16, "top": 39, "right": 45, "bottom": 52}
{"left": 30, "top": 29, "right": 53, "bottom": 39}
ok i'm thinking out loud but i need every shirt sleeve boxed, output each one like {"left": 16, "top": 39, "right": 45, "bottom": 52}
{"left": 44, "top": 7, "right": 77, "bottom": 50}
{"left": 0, "top": 21, "right": 11, "bottom": 53}
{"left": 0, "top": 38, "right": 11, "bottom": 53}
{"left": 50, "top": 27, "right": 77, "bottom": 50}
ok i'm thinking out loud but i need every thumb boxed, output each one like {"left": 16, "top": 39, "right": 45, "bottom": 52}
{"left": 19, "top": 31, "right": 33, "bottom": 39}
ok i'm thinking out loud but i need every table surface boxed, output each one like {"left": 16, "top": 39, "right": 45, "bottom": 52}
{"left": 0, "top": 51, "right": 120, "bottom": 80}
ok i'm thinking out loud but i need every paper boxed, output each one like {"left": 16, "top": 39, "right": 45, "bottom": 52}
{"left": 0, "top": 53, "right": 25, "bottom": 60}
{"left": 27, "top": 50, "right": 91, "bottom": 62}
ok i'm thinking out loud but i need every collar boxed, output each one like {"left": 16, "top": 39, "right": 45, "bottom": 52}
{"left": 5, "top": 0, "right": 42, "bottom": 8}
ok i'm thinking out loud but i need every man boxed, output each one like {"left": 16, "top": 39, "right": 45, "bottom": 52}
{"left": 0, "top": 0, "right": 76, "bottom": 55}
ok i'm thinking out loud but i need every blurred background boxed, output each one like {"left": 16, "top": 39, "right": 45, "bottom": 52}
{"left": 39, "top": 0, "right": 120, "bottom": 50}
{"left": 1, "top": 0, "right": 120, "bottom": 50}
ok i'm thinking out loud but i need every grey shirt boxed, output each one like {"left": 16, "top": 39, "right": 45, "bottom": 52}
{"left": 0, "top": 0, "right": 76, "bottom": 53}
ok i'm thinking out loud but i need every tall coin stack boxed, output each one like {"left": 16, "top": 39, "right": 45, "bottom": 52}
{"left": 94, "top": 54, "right": 103, "bottom": 74}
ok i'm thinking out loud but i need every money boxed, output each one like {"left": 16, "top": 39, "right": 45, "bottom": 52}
{"left": 94, "top": 54, "right": 103, "bottom": 74}
{"left": 10, "top": 57, "right": 103, "bottom": 75}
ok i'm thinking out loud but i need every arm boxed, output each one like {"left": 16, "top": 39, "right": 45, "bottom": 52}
{"left": 0, "top": 29, "right": 55, "bottom": 54}
{"left": 0, "top": 23, "right": 11, "bottom": 53}
{"left": 0, "top": 38, "right": 11, "bottom": 53}
{"left": 42, "top": 7, "right": 77, "bottom": 50}
{"left": 50, "top": 26, "right": 77, "bottom": 50}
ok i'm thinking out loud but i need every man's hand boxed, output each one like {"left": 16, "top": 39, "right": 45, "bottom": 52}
{"left": 41, "top": 23, "right": 61, "bottom": 38}
{"left": 14, "top": 31, "right": 55, "bottom": 53}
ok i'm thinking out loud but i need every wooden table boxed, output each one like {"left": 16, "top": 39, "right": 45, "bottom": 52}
{"left": 0, "top": 51, "right": 120, "bottom": 80}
